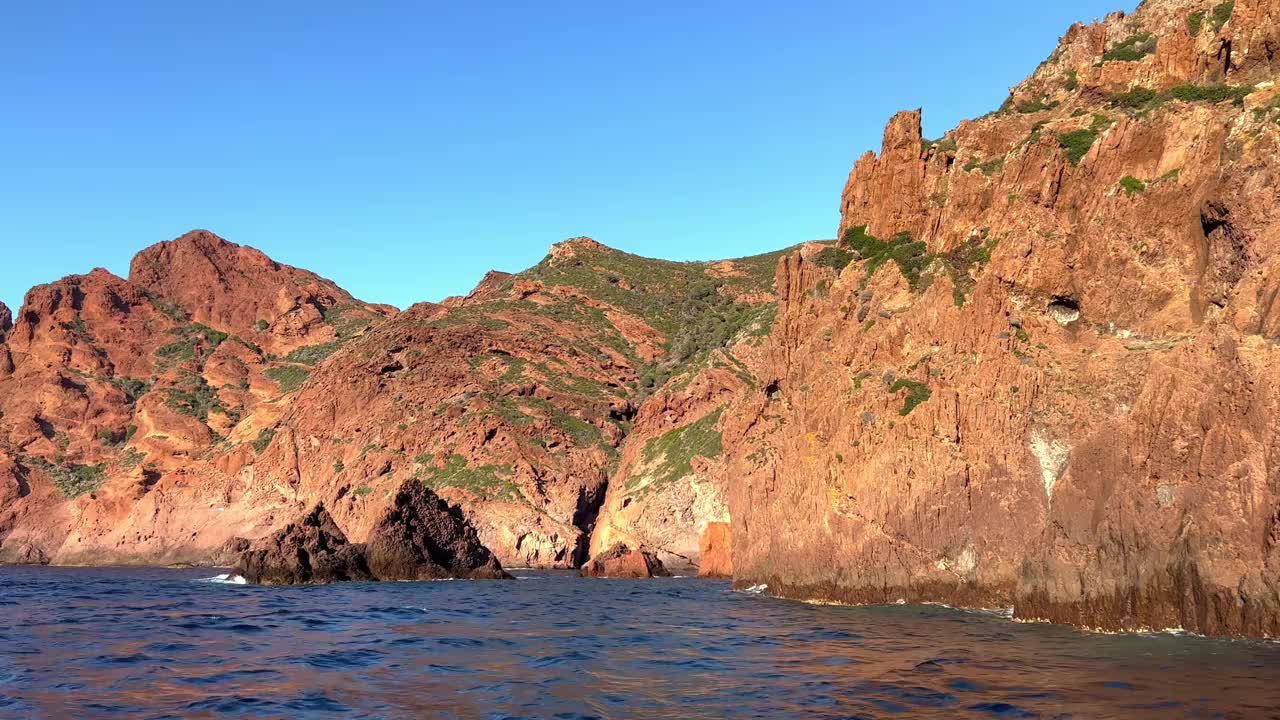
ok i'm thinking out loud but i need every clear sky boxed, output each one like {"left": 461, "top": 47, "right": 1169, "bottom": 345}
{"left": 1, "top": 1, "right": 1134, "bottom": 313}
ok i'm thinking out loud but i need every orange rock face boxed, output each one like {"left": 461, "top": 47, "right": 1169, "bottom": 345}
{"left": 698, "top": 521, "right": 733, "bottom": 578}
{"left": 0, "top": 229, "right": 785, "bottom": 577}
{"left": 580, "top": 543, "right": 670, "bottom": 578}
{"left": 0, "top": 230, "right": 394, "bottom": 566}
{"left": 129, "top": 230, "right": 390, "bottom": 357}
{"left": 728, "top": 0, "right": 1280, "bottom": 637}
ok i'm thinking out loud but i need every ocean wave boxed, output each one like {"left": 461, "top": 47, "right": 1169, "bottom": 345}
{"left": 199, "top": 574, "right": 247, "bottom": 585}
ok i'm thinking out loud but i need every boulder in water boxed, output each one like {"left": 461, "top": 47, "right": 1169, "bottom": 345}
{"left": 365, "top": 479, "right": 510, "bottom": 580}
{"left": 233, "top": 505, "right": 372, "bottom": 585}
{"left": 233, "top": 482, "right": 510, "bottom": 584}
{"left": 580, "top": 543, "right": 670, "bottom": 578}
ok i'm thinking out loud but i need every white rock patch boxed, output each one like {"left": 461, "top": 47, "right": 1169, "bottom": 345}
{"left": 1030, "top": 431, "right": 1071, "bottom": 503}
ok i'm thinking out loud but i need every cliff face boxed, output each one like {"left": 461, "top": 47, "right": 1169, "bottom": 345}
{"left": 0, "top": 230, "right": 394, "bottom": 565}
{"left": 0, "top": 231, "right": 785, "bottom": 572}
{"left": 728, "top": 0, "right": 1280, "bottom": 637}
{"left": 240, "top": 239, "right": 784, "bottom": 570}
{"left": 128, "top": 230, "right": 391, "bottom": 356}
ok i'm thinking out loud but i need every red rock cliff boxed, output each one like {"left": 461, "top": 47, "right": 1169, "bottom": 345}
{"left": 729, "top": 0, "right": 1280, "bottom": 637}
{"left": 0, "top": 230, "right": 395, "bottom": 565}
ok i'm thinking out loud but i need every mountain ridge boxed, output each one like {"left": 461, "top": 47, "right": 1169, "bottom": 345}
{"left": 0, "top": 227, "right": 800, "bottom": 572}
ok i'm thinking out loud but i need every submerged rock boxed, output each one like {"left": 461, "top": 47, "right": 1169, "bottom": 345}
{"left": 365, "top": 480, "right": 510, "bottom": 580}
{"left": 580, "top": 543, "right": 670, "bottom": 578}
{"left": 234, "top": 505, "right": 372, "bottom": 585}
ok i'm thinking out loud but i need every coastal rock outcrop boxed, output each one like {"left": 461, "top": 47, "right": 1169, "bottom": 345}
{"left": 9, "top": 0, "right": 1280, "bottom": 640}
{"left": 727, "top": 0, "right": 1280, "bottom": 638}
{"left": 697, "top": 521, "right": 733, "bottom": 578}
{"left": 234, "top": 505, "right": 372, "bottom": 585}
{"left": 581, "top": 543, "right": 670, "bottom": 578}
{"left": 364, "top": 480, "right": 509, "bottom": 580}
{"left": 0, "top": 229, "right": 396, "bottom": 567}
{"left": 234, "top": 483, "right": 509, "bottom": 584}
{"left": 0, "top": 227, "right": 783, "bottom": 572}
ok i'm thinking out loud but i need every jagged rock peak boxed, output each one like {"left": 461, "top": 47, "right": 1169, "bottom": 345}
{"left": 548, "top": 236, "right": 611, "bottom": 260}
{"left": 0, "top": 301, "right": 12, "bottom": 337}
{"left": 365, "top": 479, "right": 510, "bottom": 581}
{"left": 443, "top": 270, "right": 515, "bottom": 307}
{"left": 124, "top": 229, "right": 391, "bottom": 351}
{"left": 1011, "top": 0, "right": 1280, "bottom": 109}
{"left": 233, "top": 505, "right": 373, "bottom": 586}
{"left": 16, "top": 267, "right": 144, "bottom": 319}
{"left": 129, "top": 229, "right": 286, "bottom": 285}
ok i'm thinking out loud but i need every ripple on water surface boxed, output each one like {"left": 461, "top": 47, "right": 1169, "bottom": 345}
{"left": 0, "top": 566, "right": 1278, "bottom": 718}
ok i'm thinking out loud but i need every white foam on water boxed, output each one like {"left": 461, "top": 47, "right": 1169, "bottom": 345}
{"left": 741, "top": 583, "right": 768, "bottom": 594}
{"left": 200, "top": 574, "right": 247, "bottom": 585}
{"left": 923, "top": 602, "right": 1015, "bottom": 619}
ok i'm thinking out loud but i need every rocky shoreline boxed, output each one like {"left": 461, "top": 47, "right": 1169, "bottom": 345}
{"left": 4, "top": 0, "right": 1280, "bottom": 638}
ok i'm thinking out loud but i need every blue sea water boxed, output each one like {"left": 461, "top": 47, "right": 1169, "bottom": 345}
{"left": 0, "top": 567, "right": 1277, "bottom": 719}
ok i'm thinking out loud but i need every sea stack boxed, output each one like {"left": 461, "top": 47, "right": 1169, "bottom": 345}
{"left": 234, "top": 481, "right": 509, "bottom": 585}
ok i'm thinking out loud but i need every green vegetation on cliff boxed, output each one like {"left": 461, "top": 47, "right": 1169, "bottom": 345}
{"left": 164, "top": 371, "right": 227, "bottom": 421}
{"left": 834, "top": 225, "right": 996, "bottom": 305}
{"left": 284, "top": 340, "right": 345, "bottom": 365}
{"left": 518, "top": 240, "right": 788, "bottom": 400}
{"left": 1102, "top": 32, "right": 1156, "bottom": 62}
{"left": 1213, "top": 1, "right": 1235, "bottom": 31}
{"left": 415, "top": 453, "right": 522, "bottom": 502}
{"left": 153, "top": 323, "right": 228, "bottom": 370}
{"left": 1110, "top": 84, "right": 1253, "bottom": 112}
{"left": 889, "top": 378, "right": 932, "bottom": 416}
{"left": 843, "top": 225, "right": 931, "bottom": 291}
{"left": 29, "top": 457, "right": 107, "bottom": 498}
{"left": 266, "top": 365, "right": 310, "bottom": 393}
{"left": 1057, "top": 114, "right": 1113, "bottom": 165}
{"left": 1120, "top": 175, "right": 1147, "bottom": 196}
{"left": 629, "top": 405, "right": 725, "bottom": 494}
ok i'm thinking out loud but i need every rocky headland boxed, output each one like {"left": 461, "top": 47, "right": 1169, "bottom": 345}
{"left": 3, "top": 0, "right": 1280, "bottom": 638}
{"left": 727, "top": 0, "right": 1280, "bottom": 638}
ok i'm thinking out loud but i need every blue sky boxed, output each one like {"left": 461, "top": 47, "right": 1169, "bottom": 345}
{"left": 0, "top": 1, "right": 1134, "bottom": 313}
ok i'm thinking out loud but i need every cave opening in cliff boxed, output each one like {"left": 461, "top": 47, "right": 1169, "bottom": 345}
{"left": 1201, "top": 208, "right": 1227, "bottom": 238}
{"left": 1047, "top": 296, "right": 1081, "bottom": 324}
{"left": 764, "top": 380, "right": 781, "bottom": 401}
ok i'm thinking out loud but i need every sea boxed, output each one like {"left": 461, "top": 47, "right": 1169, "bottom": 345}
{"left": 1, "top": 567, "right": 1277, "bottom": 719}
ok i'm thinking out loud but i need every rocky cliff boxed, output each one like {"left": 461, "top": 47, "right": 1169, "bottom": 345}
{"left": 0, "top": 230, "right": 786, "bottom": 573}
{"left": 0, "top": 230, "right": 394, "bottom": 565}
{"left": 727, "top": 0, "right": 1280, "bottom": 637}
{"left": 235, "top": 237, "right": 786, "bottom": 570}
{"left": 5, "top": 0, "right": 1280, "bottom": 640}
